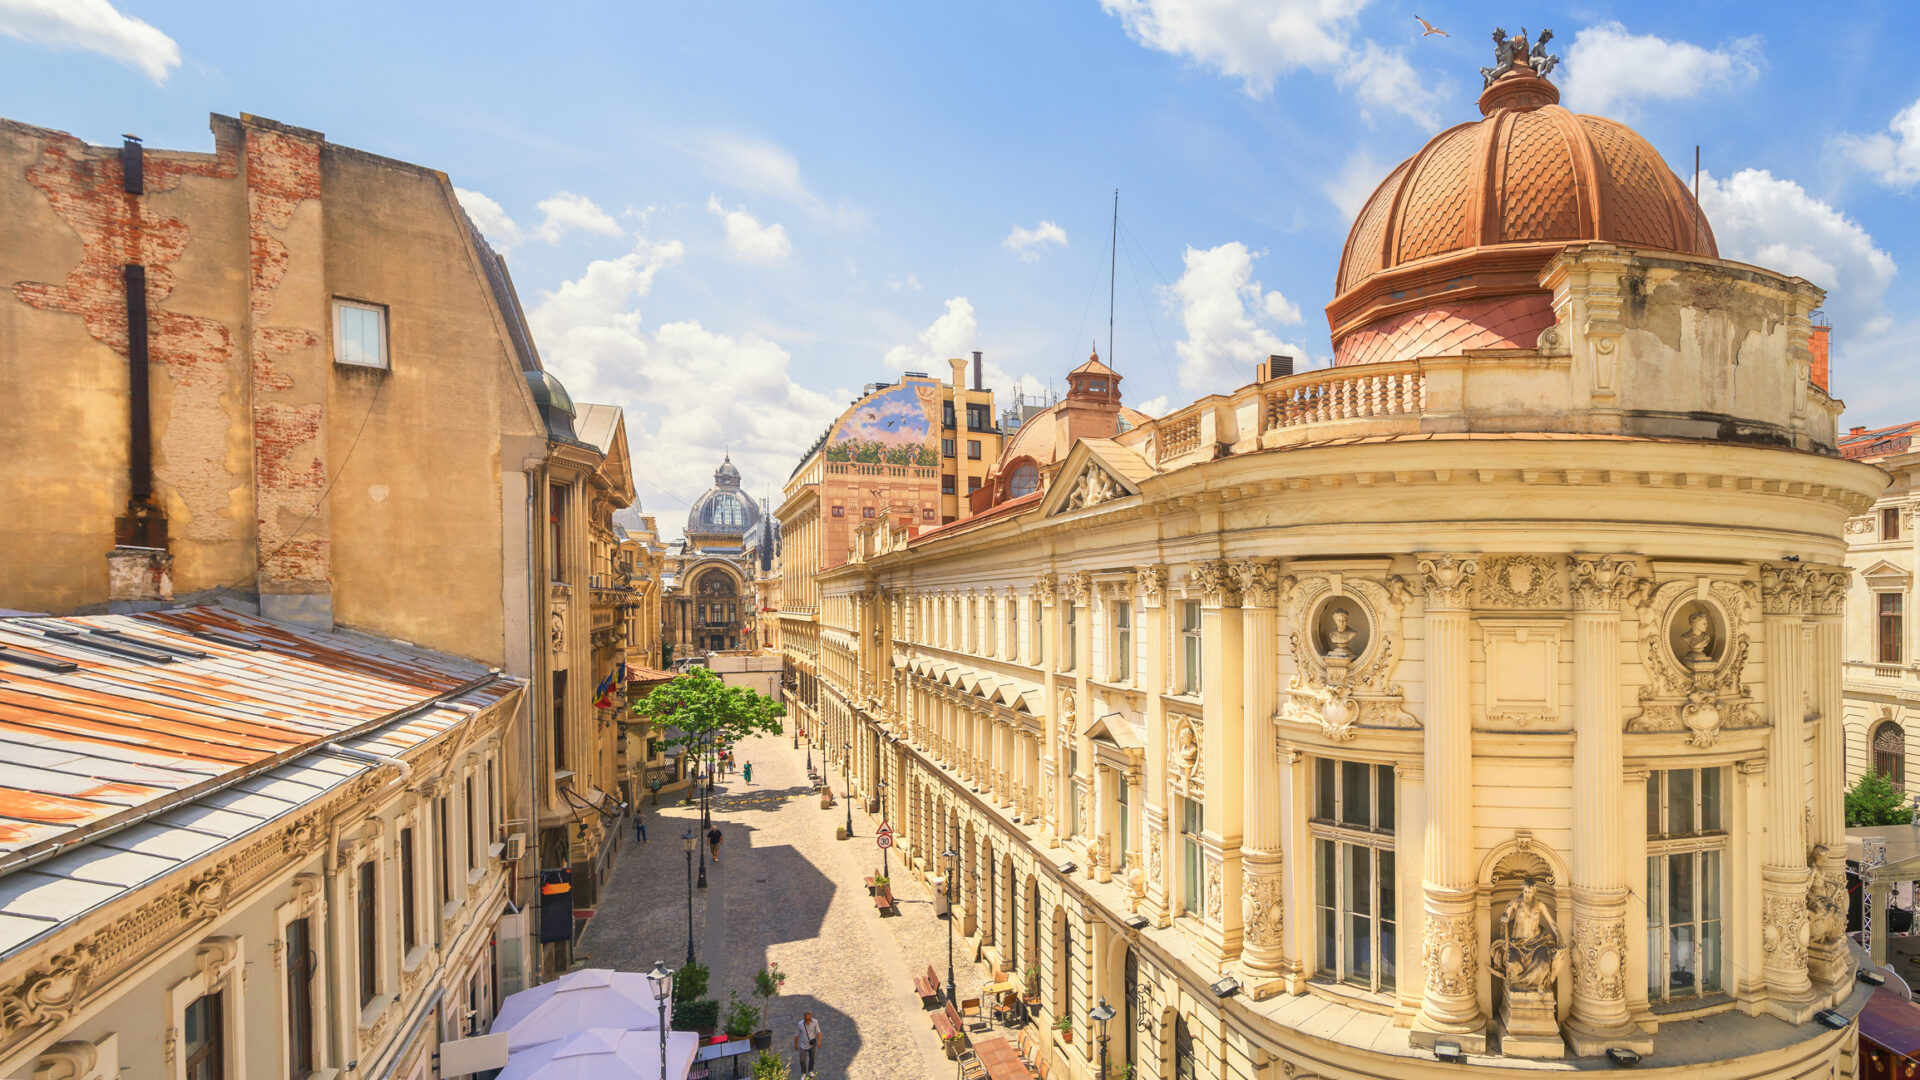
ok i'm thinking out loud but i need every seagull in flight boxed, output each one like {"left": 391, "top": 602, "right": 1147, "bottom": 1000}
{"left": 1415, "top": 15, "right": 1448, "bottom": 36}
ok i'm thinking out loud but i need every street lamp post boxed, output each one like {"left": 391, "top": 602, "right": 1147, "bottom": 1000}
{"left": 680, "top": 831, "right": 697, "bottom": 963}
{"left": 646, "top": 961, "right": 674, "bottom": 1080}
{"left": 1091, "top": 999, "right": 1116, "bottom": 1080}
{"left": 844, "top": 742, "right": 854, "bottom": 838}
{"left": 942, "top": 841, "right": 960, "bottom": 1007}
{"left": 877, "top": 779, "right": 890, "bottom": 882}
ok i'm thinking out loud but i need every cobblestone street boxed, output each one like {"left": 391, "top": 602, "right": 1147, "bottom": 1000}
{"left": 581, "top": 726, "right": 992, "bottom": 1079}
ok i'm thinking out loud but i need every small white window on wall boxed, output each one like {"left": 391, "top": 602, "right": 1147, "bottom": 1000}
{"left": 334, "top": 299, "right": 389, "bottom": 368}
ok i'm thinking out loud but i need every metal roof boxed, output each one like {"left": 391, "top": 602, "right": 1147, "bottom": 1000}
{"left": 0, "top": 606, "right": 518, "bottom": 957}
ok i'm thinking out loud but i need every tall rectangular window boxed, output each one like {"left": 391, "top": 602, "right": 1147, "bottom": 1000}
{"left": 487, "top": 761, "right": 497, "bottom": 839}
{"left": 1064, "top": 603, "right": 1077, "bottom": 671}
{"left": 1882, "top": 593, "right": 1904, "bottom": 664}
{"left": 1885, "top": 506, "right": 1903, "bottom": 540}
{"left": 184, "top": 991, "right": 226, "bottom": 1080}
{"left": 1115, "top": 780, "right": 1131, "bottom": 867}
{"left": 465, "top": 776, "right": 477, "bottom": 872}
{"left": 286, "top": 918, "right": 315, "bottom": 1079}
{"left": 357, "top": 860, "right": 378, "bottom": 1006}
{"left": 436, "top": 797, "right": 451, "bottom": 906}
{"left": 1181, "top": 601, "right": 1202, "bottom": 695}
{"left": 551, "top": 671, "right": 568, "bottom": 770}
{"left": 1646, "top": 767, "right": 1725, "bottom": 1002}
{"left": 1112, "top": 601, "right": 1132, "bottom": 682}
{"left": 399, "top": 827, "right": 418, "bottom": 953}
{"left": 1033, "top": 600, "right": 1044, "bottom": 666}
{"left": 1310, "top": 758, "right": 1396, "bottom": 992}
{"left": 548, "top": 484, "right": 566, "bottom": 582}
{"left": 333, "top": 299, "right": 388, "bottom": 369}
{"left": 984, "top": 596, "right": 996, "bottom": 657}
{"left": 967, "top": 439, "right": 982, "bottom": 460}
{"left": 1180, "top": 797, "right": 1205, "bottom": 916}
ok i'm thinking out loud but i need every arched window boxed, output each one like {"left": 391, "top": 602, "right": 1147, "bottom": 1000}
{"left": 1008, "top": 462, "right": 1040, "bottom": 499}
{"left": 1173, "top": 1013, "right": 1196, "bottom": 1080}
{"left": 1875, "top": 720, "right": 1907, "bottom": 787}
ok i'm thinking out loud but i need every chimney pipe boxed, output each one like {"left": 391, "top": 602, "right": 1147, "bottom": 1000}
{"left": 972, "top": 350, "right": 982, "bottom": 391}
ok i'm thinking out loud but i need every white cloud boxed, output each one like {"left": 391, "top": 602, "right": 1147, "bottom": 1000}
{"left": 1322, "top": 148, "right": 1382, "bottom": 221}
{"left": 706, "top": 195, "right": 792, "bottom": 262}
{"left": 1697, "top": 168, "right": 1896, "bottom": 331}
{"left": 1165, "top": 241, "right": 1308, "bottom": 395}
{"left": 455, "top": 187, "right": 524, "bottom": 249}
{"left": 1099, "top": 0, "right": 1443, "bottom": 126}
{"left": 883, "top": 297, "right": 979, "bottom": 372}
{"left": 1836, "top": 98, "right": 1920, "bottom": 189}
{"left": 1561, "top": 23, "right": 1760, "bottom": 116}
{"left": 533, "top": 191, "right": 623, "bottom": 244}
{"left": 0, "top": 0, "right": 179, "bottom": 82}
{"left": 525, "top": 238, "right": 841, "bottom": 516}
{"left": 1135, "top": 395, "right": 1171, "bottom": 417}
{"left": 455, "top": 188, "right": 625, "bottom": 251}
{"left": 885, "top": 273, "right": 923, "bottom": 292}
{"left": 680, "top": 131, "right": 866, "bottom": 228}
{"left": 1004, "top": 221, "right": 1069, "bottom": 262}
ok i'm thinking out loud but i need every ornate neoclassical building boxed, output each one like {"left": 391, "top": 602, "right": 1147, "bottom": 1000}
{"left": 788, "top": 44, "right": 1883, "bottom": 1080}
{"left": 665, "top": 457, "right": 775, "bottom": 657}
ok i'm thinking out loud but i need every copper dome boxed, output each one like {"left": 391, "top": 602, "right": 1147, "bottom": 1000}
{"left": 1327, "top": 61, "right": 1716, "bottom": 365}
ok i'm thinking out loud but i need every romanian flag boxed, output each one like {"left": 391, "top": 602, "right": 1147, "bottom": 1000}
{"left": 594, "top": 668, "right": 617, "bottom": 709}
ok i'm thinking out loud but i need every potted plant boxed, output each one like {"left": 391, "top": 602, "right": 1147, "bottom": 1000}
{"left": 749, "top": 1049, "right": 790, "bottom": 1080}
{"left": 1023, "top": 965, "right": 1041, "bottom": 997}
{"left": 672, "top": 960, "right": 710, "bottom": 1004}
{"left": 1054, "top": 1015, "right": 1073, "bottom": 1044}
{"left": 723, "top": 992, "right": 759, "bottom": 1042}
{"left": 672, "top": 998, "right": 720, "bottom": 1036}
{"left": 942, "top": 1033, "right": 967, "bottom": 1060}
{"left": 870, "top": 874, "right": 889, "bottom": 892}
{"left": 836, "top": 825, "right": 849, "bottom": 840}
{"left": 750, "top": 963, "right": 786, "bottom": 1049}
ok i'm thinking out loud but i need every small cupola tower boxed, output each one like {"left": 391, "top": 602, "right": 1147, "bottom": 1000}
{"left": 1052, "top": 345, "right": 1126, "bottom": 460}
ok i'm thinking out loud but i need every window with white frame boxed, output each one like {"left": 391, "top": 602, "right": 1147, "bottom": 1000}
{"left": 1112, "top": 601, "right": 1132, "bottom": 682}
{"left": 1032, "top": 599, "right": 1044, "bottom": 666}
{"left": 184, "top": 990, "right": 227, "bottom": 1080}
{"left": 984, "top": 594, "right": 996, "bottom": 657}
{"left": 333, "top": 299, "right": 388, "bottom": 368}
{"left": 1311, "top": 758, "right": 1397, "bottom": 992}
{"left": 1067, "top": 747, "right": 1081, "bottom": 837}
{"left": 1180, "top": 795, "right": 1204, "bottom": 916}
{"left": 1115, "top": 777, "right": 1130, "bottom": 867}
{"left": 1646, "top": 767, "right": 1725, "bottom": 1002}
{"left": 1180, "top": 601, "right": 1202, "bottom": 695}
{"left": 1064, "top": 602, "right": 1077, "bottom": 671}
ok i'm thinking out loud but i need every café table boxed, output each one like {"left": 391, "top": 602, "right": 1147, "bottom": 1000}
{"left": 969, "top": 1034, "right": 1031, "bottom": 1080}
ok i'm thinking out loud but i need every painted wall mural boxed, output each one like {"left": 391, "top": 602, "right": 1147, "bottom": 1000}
{"left": 824, "top": 380, "right": 941, "bottom": 466}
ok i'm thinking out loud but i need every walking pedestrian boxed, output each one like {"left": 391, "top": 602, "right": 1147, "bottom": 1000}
{"left": 707, "top": 824, "right": 723, "bottom": 862}
{"left": 634, "top": 814, "right": 647, "bottom": 843}
{"left": 743, "top": 761, "right": 753, "bottom": 784}
{"left": 793, "top": 1011, "right": 822, "bottom": 1074}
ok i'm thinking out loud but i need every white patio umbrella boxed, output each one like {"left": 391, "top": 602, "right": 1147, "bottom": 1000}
{"left": 498, "top": 1027, "right": 701, "bottom": 1080}
{"left": 492, "top": 968, "right": 667, "bottom": 1051}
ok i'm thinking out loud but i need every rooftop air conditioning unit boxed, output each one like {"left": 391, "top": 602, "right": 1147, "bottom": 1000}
{"left": 499, "top": 833, "right": 527, "bottom": 861}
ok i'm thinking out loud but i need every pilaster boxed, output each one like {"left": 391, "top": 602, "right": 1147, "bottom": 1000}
{"left": 1140, "top": 566, "right": 1172, "bottom": 926}
{"left": 1192, "top": 559, "right": 1244, "bottom": 964}
{"left": 1237, "top": 559, "right": 1287, "bottom": 988}
{"left": 1758, "top": 563, "right": 1816, "bottom": 1022}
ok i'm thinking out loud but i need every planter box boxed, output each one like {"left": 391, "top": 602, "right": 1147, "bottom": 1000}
{"left": 751, "top": 1030, "right": 772, "bottom": 1050}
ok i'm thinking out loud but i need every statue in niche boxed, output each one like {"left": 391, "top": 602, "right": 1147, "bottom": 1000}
{"left": 1173, "top": 721, "right": 1199, "bottom": 777}
{"left": 1679, "top": 610, "right": 1714, "bottom": 665}
{"left": 1326, "top": 607, "right": 1356, "bottom": 659}
{"left": 1493, "top": 880, "right": 1564, "bottom": 992}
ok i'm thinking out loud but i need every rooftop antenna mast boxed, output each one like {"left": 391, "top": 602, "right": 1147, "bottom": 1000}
{"left": 1108, "top": 188, "right": 1119, "bottom": 364}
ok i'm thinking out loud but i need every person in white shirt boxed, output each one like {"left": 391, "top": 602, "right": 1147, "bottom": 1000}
{"left": 793, "top": 1011, "right": 823, "bottom": 1073}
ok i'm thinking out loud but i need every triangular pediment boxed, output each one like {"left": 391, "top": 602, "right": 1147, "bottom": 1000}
{"left": 1862, "top": 559, "right": 1911, "bottom": 585}
{"left": 1040, "top": 439, "right": 1152, "bottom": 517}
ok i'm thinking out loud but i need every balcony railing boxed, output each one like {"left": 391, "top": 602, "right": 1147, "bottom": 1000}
{"left": 1263, "top": 363, "right": 1425, "bottom": 431}
{"left": 824, "top": 462, "right": 939, "bottom": 480}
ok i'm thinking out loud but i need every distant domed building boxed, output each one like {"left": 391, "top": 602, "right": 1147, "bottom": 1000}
{"left": 665, "top": 456, "right": 770, "bottom": 656}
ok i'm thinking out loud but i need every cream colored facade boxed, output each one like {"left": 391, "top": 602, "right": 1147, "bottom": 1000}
{"left": 793, "top": 242, "right": 1881, "bottom": 1079}
{"left": 1841, "top": 444, "right": 1920, "bottom": 797}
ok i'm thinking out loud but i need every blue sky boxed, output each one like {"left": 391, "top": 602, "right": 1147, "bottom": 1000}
{"left": 6, "top": 1, "right": 1919, "bottom": 528}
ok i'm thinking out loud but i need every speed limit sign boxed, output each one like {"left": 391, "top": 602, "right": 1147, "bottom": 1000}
{"left": 876, "top": 833, "right": 893, "bottom": 849}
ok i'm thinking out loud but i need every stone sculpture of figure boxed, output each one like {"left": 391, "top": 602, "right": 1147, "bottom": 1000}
{"left": 1175, "top": 722, "right": 1200, "bottom": 774}
{"left": 1493, "top": 879, "right": 1565, "bottom": 993}
{"left": 1481, "top": 27, "right": 1516, "bottom": 87}
{"left": 1530, "top": 28, "right": 1560, "bottom": 76}
{"left": 1325, "top": 606, "right": 1357, "bottom": 659}
{"left": 1680, "top": 610, "right": 1714, "bottom": 663}
{"left": 1806, "top": 844, "right": 1848, "bottom": 944}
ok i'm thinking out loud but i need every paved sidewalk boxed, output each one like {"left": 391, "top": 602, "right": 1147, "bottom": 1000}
{"left": 581, "top": 727, "right": 995, "bottom": 1079}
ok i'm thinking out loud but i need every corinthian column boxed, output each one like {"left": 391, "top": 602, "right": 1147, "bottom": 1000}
{"left": 1806, "top": 565, "right": 1855, "bottom": 991}
{"left": 1565, "top": 556, "right": 1652, "bottom": 1055}
{"left": 1191, "top": 560, "right": 1245, "bottom": 964}
{"left": 1759, "top": 563, "right": 1817, "bottom": 1022}
{"left": 1139, "top": 566, "right": 1173, "bottom": 926}
{"left": 1237, "top": 560, "right": 1288, "bottom": 989}
{"left": 1413, "top": 554, "right": 1485, "bottom": 1050}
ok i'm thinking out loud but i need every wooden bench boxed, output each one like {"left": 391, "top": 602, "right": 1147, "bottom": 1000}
{"left": 913, "top": 965, "right": 942, "bottom": 1005}
{"left": 931, "top": 1007, "right": 959, "bottom": 1041}
{"left": 872, "top": 889, "right": 895, "bottom": 915}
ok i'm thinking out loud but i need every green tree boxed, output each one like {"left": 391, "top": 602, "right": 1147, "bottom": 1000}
{"left": 1845, "top": 769, "right": 1915, "bottom": 827}
{"left": 632, "top": 667, "right": 786, "bottom": 767}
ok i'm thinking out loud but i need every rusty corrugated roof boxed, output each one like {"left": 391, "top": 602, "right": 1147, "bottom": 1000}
{"left": 0, "top": 606, "right": 519, "bottom": 956}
